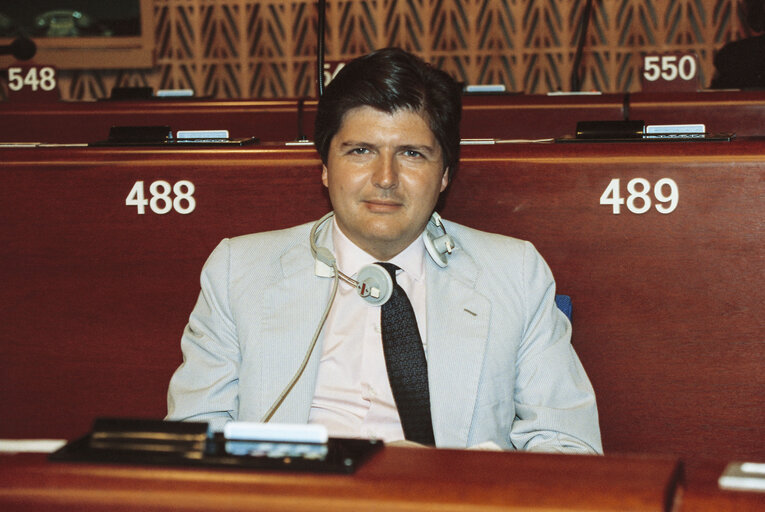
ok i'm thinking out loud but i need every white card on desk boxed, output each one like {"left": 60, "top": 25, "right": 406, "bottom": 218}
{"left": 718, "top": 461, "right": 765, "bottom": 492}
{"left": 0, "top": 439, "right": 67, "bottom": 453}
{"left": 223, "top": 422, "right": 328, "bottom": 443}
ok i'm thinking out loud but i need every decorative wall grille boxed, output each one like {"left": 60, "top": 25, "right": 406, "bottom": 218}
{"left": 12, "top": 1, "right": 759, "bottom": 100}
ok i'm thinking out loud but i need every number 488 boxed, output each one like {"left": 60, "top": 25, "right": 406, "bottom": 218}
{"left": 600, "top": 178, "right": 679, "bottom": 214}
{"left": 125, "top": 180, "right": 196, "bottom": 214}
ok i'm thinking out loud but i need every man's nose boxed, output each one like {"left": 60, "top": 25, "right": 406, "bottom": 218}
{"left": 372, "top": 153, "right": 398, "bottom": 189}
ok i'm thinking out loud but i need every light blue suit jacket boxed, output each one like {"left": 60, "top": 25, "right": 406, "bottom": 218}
{"left": 167, "top": 218, "right": 602, "bottom": 454}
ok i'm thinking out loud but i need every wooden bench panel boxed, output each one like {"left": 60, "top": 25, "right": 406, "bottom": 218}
{"left": 1, "top": 140, "right": 762, "bottom": 463}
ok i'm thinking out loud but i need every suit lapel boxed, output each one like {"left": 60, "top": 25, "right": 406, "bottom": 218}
{"left": 426, "top": 248, "right": 490, "bottom": 447}
{"left": 258, "top": 223, "right": 334, "bottom": 423}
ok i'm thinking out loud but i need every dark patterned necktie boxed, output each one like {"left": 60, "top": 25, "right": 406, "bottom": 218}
{"left": 377, "top": 262, "right": 435, "bottom": 445}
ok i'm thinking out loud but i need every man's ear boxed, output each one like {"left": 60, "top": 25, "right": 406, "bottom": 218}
{"left": 439, "top": 167, "right": 450, "bottom": 192}
{"left": 321, "top": 164, "right": 329, "bottom": 188}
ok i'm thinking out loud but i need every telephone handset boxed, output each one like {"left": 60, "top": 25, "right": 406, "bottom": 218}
{"left": 33, "top": 10, "right": 107, "bottom": 38}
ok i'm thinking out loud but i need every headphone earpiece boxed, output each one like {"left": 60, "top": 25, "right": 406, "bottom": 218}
{"left": 422, "top": 212, "right": 454, "bottom": 268}
{"left": 356, "top": 264, "right": 393, "bottom": 305}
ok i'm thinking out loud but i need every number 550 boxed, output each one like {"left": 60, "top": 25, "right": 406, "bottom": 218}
{"left": 643, "top": 55, "right": 697, "bottom": 82}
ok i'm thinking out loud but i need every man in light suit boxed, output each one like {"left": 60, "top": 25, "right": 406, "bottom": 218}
{"left": 167, "top": 48, "right": 602, "bottom": 454}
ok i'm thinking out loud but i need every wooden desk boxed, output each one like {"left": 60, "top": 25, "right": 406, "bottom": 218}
{"left": 312, "top": 90, "right": 765, "bottom": 139}
{"left": 0, "top": 93, "right": 623, "bottom": 143}
{"left": 629, "top": 90, "right": 765, "bottom": 137}
{"left": 3, "top": 90, "right": 764, "bottom": 145}
{"left": 1, "top": 140, "right": 763, "bottom": 461}
{"left": 0, "top": 448, "right": 681, "bottom": 511}
{"left": 460, "top": 90, "right": 765, "bottom": 139}
{"left": 459, "top": 93, "right": 626, "bottom": 139}
{"left": 0, "top": 99, "right": 307, "bottom": 143}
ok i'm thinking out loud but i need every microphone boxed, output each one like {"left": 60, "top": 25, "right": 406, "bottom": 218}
{"left": 0, "top": 37, "right": 37, "bottom": 61}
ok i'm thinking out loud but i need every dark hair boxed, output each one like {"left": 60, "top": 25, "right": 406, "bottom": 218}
{"left": 314, "top": 47, "right": 462, "bottom": 182}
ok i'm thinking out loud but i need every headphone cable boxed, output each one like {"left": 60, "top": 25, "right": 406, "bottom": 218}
{"left": 259, "top": 260, "right": 339, "bottom": 423}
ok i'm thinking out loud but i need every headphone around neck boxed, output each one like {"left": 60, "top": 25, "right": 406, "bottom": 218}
{"left": 309, "top": 211, "right": 455, "bottom": 306}
{"left": 260, "top": 211, "right": 454, "bottom": 423}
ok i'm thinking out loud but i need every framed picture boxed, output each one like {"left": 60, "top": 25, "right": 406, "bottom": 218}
{"left": 0, "top": 0, "right": 153, "bottom": 69}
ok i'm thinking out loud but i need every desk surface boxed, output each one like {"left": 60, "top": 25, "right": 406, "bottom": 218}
{"left": 0, "top": 448, "right": 681, "bottom": 511}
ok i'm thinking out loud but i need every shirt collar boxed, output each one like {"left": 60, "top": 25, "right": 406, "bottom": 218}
{"left": 331, "top": 216, "right": 425, "bottom": 282}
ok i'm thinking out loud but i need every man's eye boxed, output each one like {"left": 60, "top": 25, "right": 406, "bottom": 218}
{"left": 350, "top": 147, "right": 369, "bottom": 155}
{"left": 403, "top": 150, "right": 423, "bottom": 158}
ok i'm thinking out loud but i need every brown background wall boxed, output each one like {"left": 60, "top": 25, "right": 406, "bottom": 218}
{"left": 14, "top": 0, "right": 757, "bottom": 101}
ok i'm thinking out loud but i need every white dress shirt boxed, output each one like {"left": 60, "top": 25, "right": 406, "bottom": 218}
{"left": 307, "top": 219, "right": 427, "bottom": 442}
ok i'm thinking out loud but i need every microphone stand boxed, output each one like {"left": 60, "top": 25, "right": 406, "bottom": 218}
{"left": 570, "top": 0, "right": 593, "bottom": 92}
{"left": 316, "top": 0, "right": 326, "bottom": 96}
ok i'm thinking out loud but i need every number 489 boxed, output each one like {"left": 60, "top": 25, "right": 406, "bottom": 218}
{"left": 600, "top": 178, "right": 679, "bottom": 214}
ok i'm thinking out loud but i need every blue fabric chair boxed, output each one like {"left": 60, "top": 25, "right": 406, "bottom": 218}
{"left": 555, "top": 294, "right": 572, "bottom": 321}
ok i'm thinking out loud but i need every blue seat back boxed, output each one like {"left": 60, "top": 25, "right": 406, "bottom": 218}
{"left": 555, "top": 294, "right": 572, "bottom": 321}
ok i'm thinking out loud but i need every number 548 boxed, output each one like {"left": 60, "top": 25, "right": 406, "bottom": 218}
{"left": 8, "top": 67, "right": 57, "bottom": 92}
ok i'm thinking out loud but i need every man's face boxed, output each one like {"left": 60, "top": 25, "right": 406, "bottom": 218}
{"left": 322, "top": 106, "right": 449, "bottom": 261}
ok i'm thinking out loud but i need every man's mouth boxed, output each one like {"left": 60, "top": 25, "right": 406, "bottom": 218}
{"left": 363, "top": 199, "right": 403, "bottom": 212}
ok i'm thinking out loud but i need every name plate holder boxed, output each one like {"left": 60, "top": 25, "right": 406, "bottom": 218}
{"left": 49, "top": 418, "right": 382, "bottom": 474}
{"left": 555, "top": 120, "right": 734, "bottom": 143}
{"left": 89, "top": 126, "right": 259, "bottom": 147}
